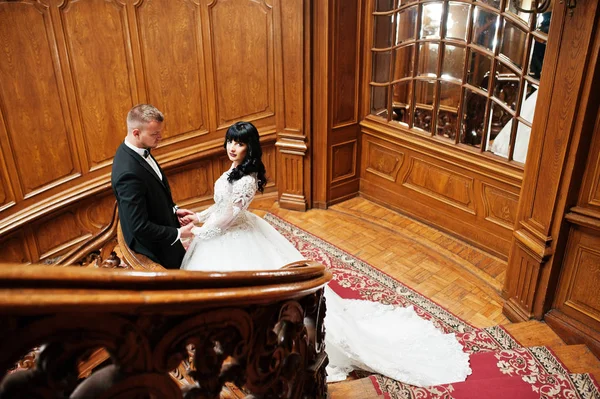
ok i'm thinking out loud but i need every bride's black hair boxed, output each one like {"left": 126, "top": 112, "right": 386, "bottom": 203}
{"left": 224, "top": 121, "right": 267, "bottom": 193}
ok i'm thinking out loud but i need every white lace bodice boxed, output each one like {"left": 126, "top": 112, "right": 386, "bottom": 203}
{"left": 190, "top": 168, "right": 258, "bottom": 240}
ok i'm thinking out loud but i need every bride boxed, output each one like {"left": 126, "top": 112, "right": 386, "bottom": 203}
{"left": 180, "top": 121, "right": 471, "bottom": 387}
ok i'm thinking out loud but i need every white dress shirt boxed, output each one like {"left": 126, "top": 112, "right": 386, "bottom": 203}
{"left": 124, "top": 139, "right": 162, "bottom": 180}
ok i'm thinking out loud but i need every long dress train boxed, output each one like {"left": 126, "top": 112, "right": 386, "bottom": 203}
{"left": 181, "top": 168, "right": 472, "bottom": 387}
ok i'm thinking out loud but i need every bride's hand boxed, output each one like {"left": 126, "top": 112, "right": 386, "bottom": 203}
{"left": 177, "top": 209, "right": 198, "bottom": 226}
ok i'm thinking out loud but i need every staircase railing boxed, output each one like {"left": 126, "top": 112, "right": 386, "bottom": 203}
{"left": 0, "top": 261, "right": 331, "bottom": 399}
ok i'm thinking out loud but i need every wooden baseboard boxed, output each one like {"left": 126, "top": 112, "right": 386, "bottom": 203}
{"left": 545, "top": 309, "right": 600, "bottom": 360}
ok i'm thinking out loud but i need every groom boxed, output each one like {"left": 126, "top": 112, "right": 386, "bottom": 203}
{"left": 111, "top": 104, "right": 194, "bottom": 269}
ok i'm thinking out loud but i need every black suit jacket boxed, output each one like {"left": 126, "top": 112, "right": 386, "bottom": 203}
{"left": 111, "top": 143, "right": 185, "bottom": 269}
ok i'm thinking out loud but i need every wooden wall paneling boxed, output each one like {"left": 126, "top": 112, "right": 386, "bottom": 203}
{"left": 545, "top": 88, "right": 600, "bottom": 358}
{"left": 311, "top": 0, "right": 330, "bottom": 209}
{"left": 331, "top": 0, "right": 360, "bottom": 127}
{"left": 262, "top": 143, "right": 278, "bottom": 189}
{"left": 169, "top": 159, "right": 214, "bottom": 209}
{"left": 206, "top": 0, "right": 275, "bottom": 129}
{"left": 402, "top": 157, "right": 476, "bottom": 215}
{"left": 0, "top": 1, "right": 80, "bottom": 198}
{"left": 275, "top": 0, "right": 309, "bottom": 211}
{"left": 0, "top": 0, "right": 295, "bottom": 262}
{"left": 0, "top": 230, "right": 32, "bottom": 265}
{"left": 0, "top": 137, "right": 15, "bottom": 212}
{"left": 546, "top": 225, "right": 600, "bottom": 358}
{"left": 133, "top": 0, "right": 210, "bottom": 146}
{"left": 34, "top": 210, "right": 89, "bottom": 260}
{"left": 503, "top": 0, "right": 600, "bottom": 321}
{"left": 328, "top": 0, "right": 362, "bottom": 205}
{"left": 359, "top": 130, "right": 517, "bottom": 258}
{"left": 58, "top": 0, "right": 136, "bottom": 172}
{"left": 481, "top": 183, "right": 519, "bottom": 231}
{"left": 31, "top": 192, "right": 116, "bottom": 261}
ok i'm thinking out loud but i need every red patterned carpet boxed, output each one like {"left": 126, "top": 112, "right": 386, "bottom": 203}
{"left": 265, "top": 213, "right": 600, "bottom": 399}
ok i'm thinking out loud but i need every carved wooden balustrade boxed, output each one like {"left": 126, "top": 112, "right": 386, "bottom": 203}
{"left": 0, "top": 262, "right": 331, "bottom": 399}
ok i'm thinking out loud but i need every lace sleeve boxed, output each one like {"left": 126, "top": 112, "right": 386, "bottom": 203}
{"left": 195, "top": 204, "right": 215, "bottom": 223}
{"left": 191, "top": 174, "right": 257, "bottom": 240}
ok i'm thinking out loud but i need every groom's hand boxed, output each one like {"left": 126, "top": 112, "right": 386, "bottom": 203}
{"left": 179, "top": 222, "right": 195, "bottom": 239}
{"left": 176, "top": 208, "right": 198, "bottom": 226}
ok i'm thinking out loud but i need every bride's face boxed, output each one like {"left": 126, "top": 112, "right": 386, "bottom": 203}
{"left": 227, "top": 139, "right": 248, "bottom": 166}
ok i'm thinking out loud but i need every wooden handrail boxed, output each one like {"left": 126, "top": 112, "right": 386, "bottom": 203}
{"left": 0, "top": 262, "right": 331, "bottom": 399}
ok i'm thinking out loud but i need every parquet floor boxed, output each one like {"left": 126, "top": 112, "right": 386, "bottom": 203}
{"left": 252, "top": 195, "right": 509, "bottom": 328}
{"left": 249, "top": 196, "right": 600, "bottom": 396}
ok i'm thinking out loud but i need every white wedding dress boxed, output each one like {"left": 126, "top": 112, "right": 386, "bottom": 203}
{"left": 181, "top": 167, "right": 472, "bottom": 387}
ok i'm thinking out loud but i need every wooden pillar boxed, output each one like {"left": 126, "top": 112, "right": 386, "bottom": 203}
{"left": 275, "top": 0, "right": 311, "bottom": 211}
{"left": 503, "top": 0, "right": 600, "bottom": 321}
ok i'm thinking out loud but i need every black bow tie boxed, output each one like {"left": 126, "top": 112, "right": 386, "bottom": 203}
{"left": 143, "top": 149, "right": 151, "bottom": 159}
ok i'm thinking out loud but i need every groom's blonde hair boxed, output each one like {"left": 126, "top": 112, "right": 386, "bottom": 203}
{"left": 127, "top": 104, "right": 164, "bottom": 133}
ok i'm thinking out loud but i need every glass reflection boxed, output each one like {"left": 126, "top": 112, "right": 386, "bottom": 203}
{"left": 460, "top": 88, "right": 487, "bottom": 147}
{"left": 529, "top": 36, "right": 546, "bottom": 80}
{"left": 467, "top": 50, "right": 492, "bottom": 91}
{"left": 501, "top": 21, "right": 527, "bottom": 68}
{"left": 513, "top": 122, "right": 532, "bottom": 163}
{"left": 493, "top": 62, "right": 520, "bottom": 111}
{"left": 477, "top": 0, "right": 500, "bottom": 9}
{"left": 375, "top": 0, "right": 396, "bottom": 12}
{"left": 446, "top": 2, "right": 470, "bottom": 41}
{"left": 440, "top": 81, "right": 460, "bottom": 108}
{"left": 521, "top": 81, "right": 539, "bottom": 124}
{"left": 506, "top": 0, "right": 532, "bottom": 23}
{"left": 442, "top": 45, "right": 466, "bottom": 81}
{"left": 414, "top": 108, "right": 433, "bottom": 132}
{"left": 371, "top": 85, "right": 389, "bottom": 119}
{"left": 420, "top": 2, "right": 443, "bottom": 38}
{"left": 472, "top": 7, "right": 499, "bottom": 51}
{"left": 393, "top": 46, "right": 414, "bottom": 80}
{"left": 392, "top": 81, "right": 411, "bottom": 124}
{"left": 415, "top": 80, "right": 435, "bottom": 105}
{"left": 438, "top": 82, "right": 461, "bottom": 140}
{"left": 418, "top": 43, "right": 438, "bottom": 77}
{"left": 372, "top": 51, "right": 392, "bottom": 83}
{"left": 374, "top": 14, "right": 394, "bottom": 48}
{"left": 396, "top": 6, "right": 418, "bottom": 44}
